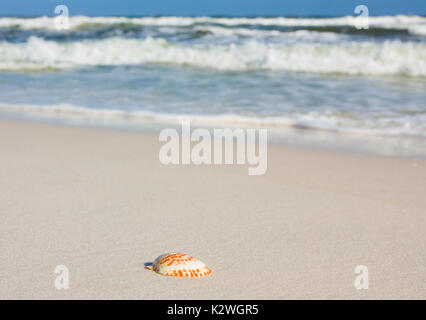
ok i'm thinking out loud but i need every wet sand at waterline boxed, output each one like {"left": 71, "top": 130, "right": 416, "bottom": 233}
{"left": 0, "top": 120, "right": 425, "bottom": 299}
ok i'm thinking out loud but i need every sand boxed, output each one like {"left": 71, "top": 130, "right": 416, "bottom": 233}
{"left": 0, "top": 120, "right": 425, "bottom": 299}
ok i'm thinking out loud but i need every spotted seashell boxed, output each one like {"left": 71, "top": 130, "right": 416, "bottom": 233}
{"left": 146, "top": 253, "right": 212, "bottom": 278}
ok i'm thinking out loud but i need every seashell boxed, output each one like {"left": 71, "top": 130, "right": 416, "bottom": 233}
{"left": 145, "top": 253, "right": 212, "bottom": 278}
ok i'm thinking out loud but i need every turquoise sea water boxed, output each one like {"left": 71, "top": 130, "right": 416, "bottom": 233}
{"left": 0, "top": 15, "right": 425, "bottom": 156}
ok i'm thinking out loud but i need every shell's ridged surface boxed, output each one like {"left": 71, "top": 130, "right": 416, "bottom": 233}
{"left": 152, "top": 253, "right": 212, "bottom": 278}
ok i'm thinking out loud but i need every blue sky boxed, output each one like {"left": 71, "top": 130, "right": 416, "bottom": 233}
{"left": 1, "top": 0, "right": 425, "bottom": 16}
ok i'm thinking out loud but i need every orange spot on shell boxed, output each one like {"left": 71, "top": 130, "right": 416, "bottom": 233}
{"left": 148, "top": 253, "right": 211, "bottom": 278}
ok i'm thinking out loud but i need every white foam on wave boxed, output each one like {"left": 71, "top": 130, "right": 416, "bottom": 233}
{"left": 1, "top": 15, "right": 426, "bottom": 34}
{"left": 193, "top": 25, "right": 345, "bottom": 42}
{"left": 0, "top": 36, "right": 425, "bottom": 76}
{"left": 408, "top": 24, "right": 426, "bottom": 36}
{"left": 1, "top": 103, "right": 425, "bottom": 137}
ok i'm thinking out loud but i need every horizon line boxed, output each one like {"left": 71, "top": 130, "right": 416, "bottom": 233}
{"left": 0, "top": 13, "right": 425, "bottom": 18}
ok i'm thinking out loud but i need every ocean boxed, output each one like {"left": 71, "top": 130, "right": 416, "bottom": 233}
{"left": 0, "top": 15, "right": 425, "bottom": 156}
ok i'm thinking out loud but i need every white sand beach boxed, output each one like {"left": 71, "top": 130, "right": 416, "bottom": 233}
{"left": 0, "top": 120, "right": 425, "bottom": 299}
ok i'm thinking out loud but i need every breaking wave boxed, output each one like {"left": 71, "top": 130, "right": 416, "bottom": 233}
{"left": 0, "top": 15, "right": 426, "bottom": 35}
{"left": 1, "top": 36, "right": 425, "bottom": 76}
